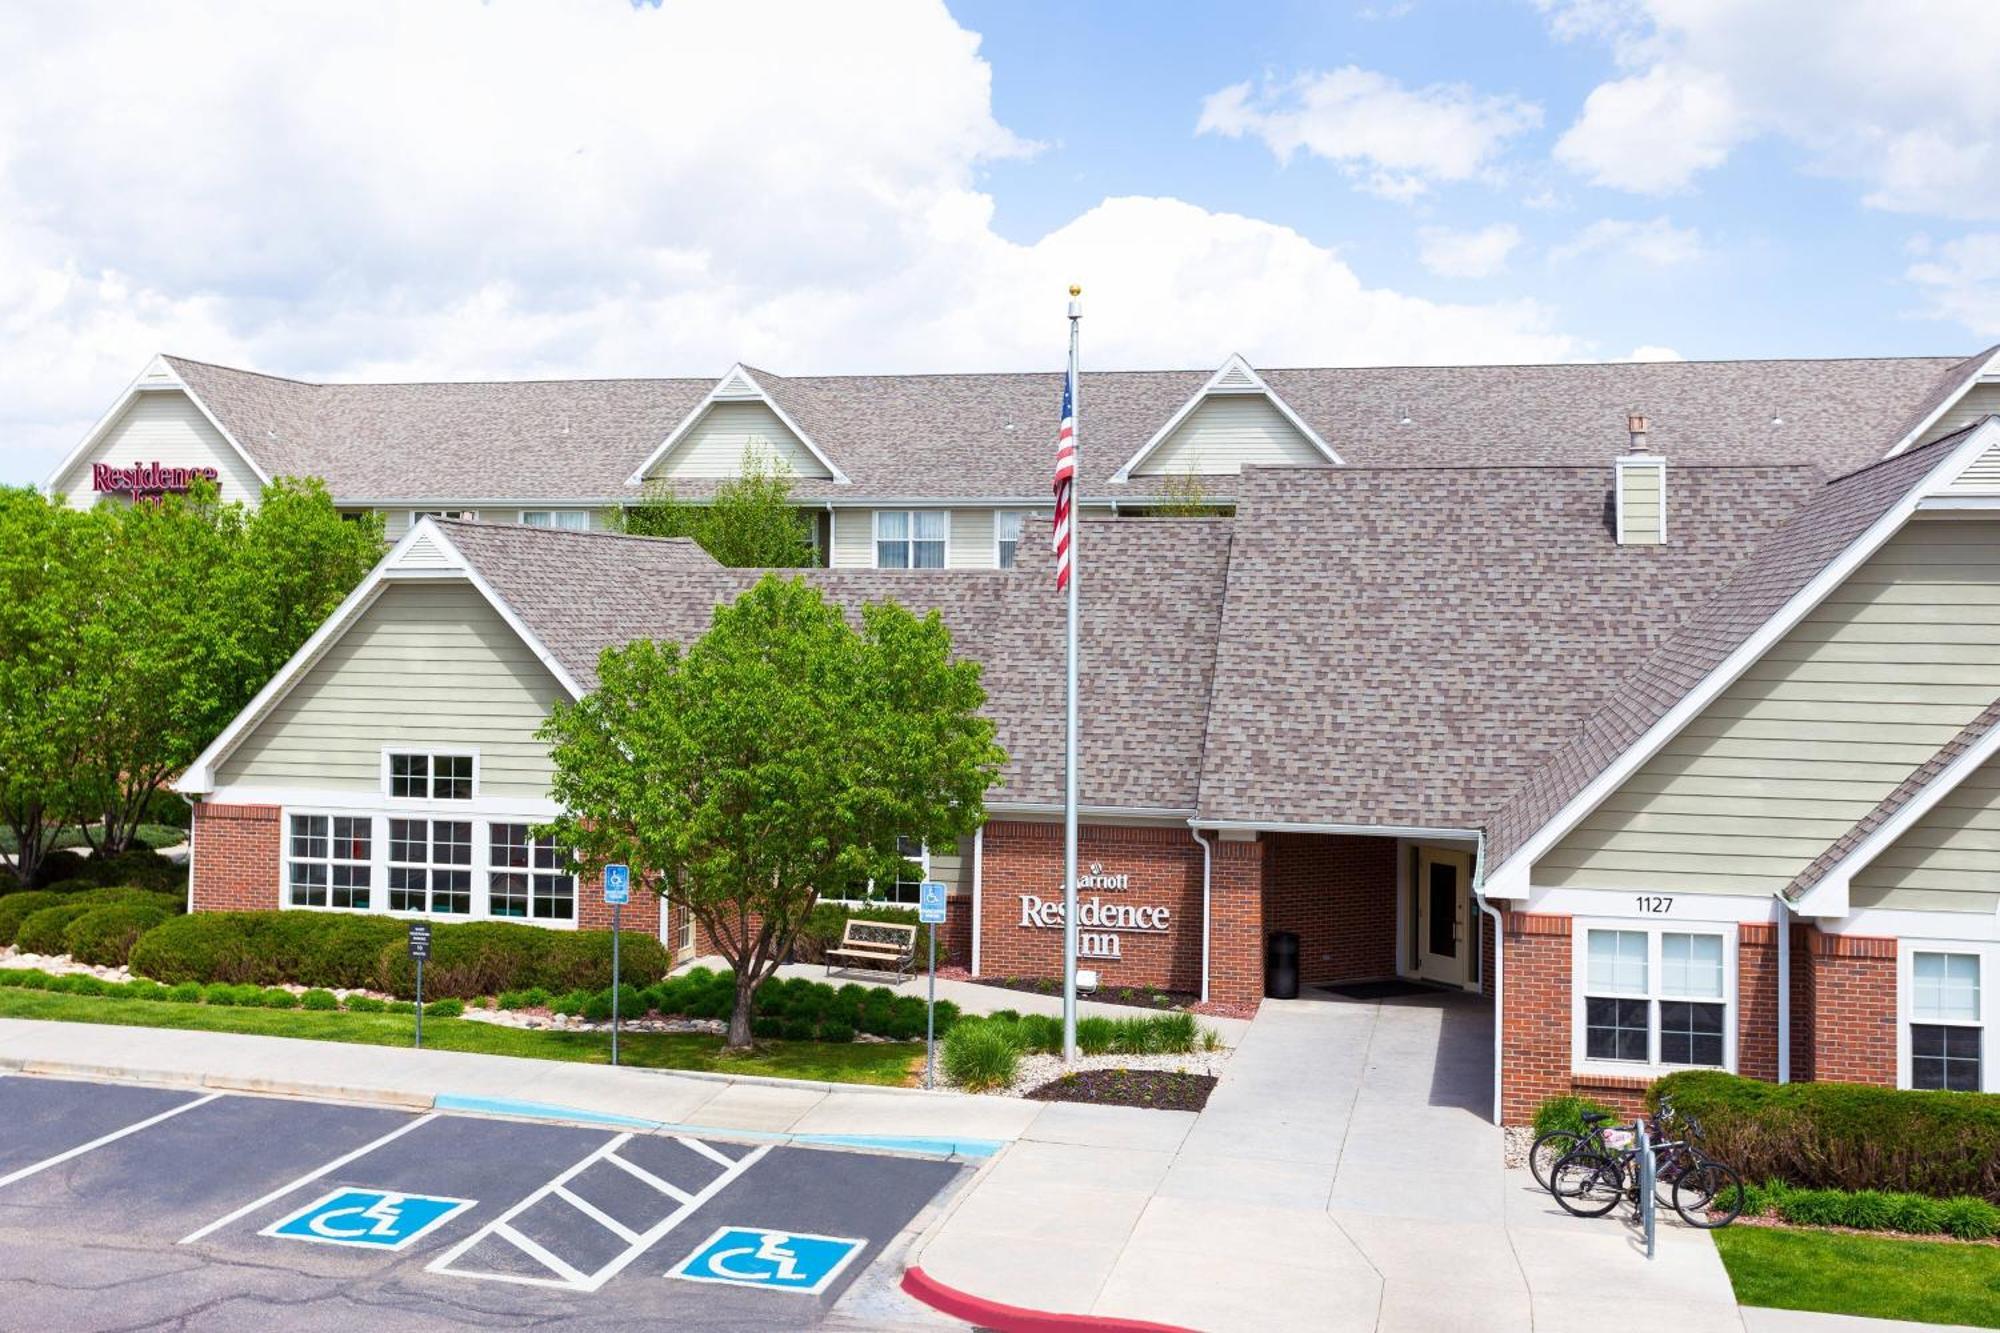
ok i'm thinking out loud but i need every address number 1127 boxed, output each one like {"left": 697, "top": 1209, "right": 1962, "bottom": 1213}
{"left": 1635, "top": 895, "right": 1674, "bottom": 914}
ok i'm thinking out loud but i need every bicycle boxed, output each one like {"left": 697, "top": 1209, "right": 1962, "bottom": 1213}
{"left": 1529, "top": 1096, "right": 1687, "bottom": 1194}
{"left": 1549, "top": 1111, "right": 1745, "bottom": 1228}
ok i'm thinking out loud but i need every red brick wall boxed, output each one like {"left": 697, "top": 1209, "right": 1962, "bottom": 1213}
{"left": 1262, "top": 833, "right": 1397, "bottom": 986}
{"left": 1208, "top": 835, "right": 1266, "bottom": 1006}
{"left": 1809, "top": 929, "right": 1898, "bottom": 1086}
{"left": 1501, "top": 912, "right": 1574, "bottom": 1123}
{"left": 978, "top": 820, "right": 1207, "bottom": 994}
{"left": 1738, "top": 922, "right": 1780, "bottom": 1082}
{"left": 1790, "top": 922, "right": 1817, "bottom": 1083}
{"left": 190, "top": 803, "right": 282, "bottom": 912}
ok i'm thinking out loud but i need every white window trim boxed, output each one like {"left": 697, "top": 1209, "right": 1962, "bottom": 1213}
{"left": 279, "top": 808, "right": 579, "bottom": 929}
{"left": 872, "top": 510, "right": 951, "bottom": 570}
{"left": 994, "top": 509, "right": 1023, "bottom": 570}
{"left": 822, "top": 840, "right": 932, "bottom": 909}
{"left": 385, "top": 814, "right": 478, "bottom": 918}
{"left": 1897, "top": 938, "right": 1997, "bottom": 1093}
{"left": 1570, "top": 917, "right": 1737, "bottom": 1079}
{"left": 283, "top": 811, "right": 375, "bottom": 913}
{"left": 380, "top": 747, "right": 481, "bottom": 804}
{"left": 519, "top": 509, "right": 591, "bottom": 531}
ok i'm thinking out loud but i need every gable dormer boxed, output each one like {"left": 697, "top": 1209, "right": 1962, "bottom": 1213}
{"left": 1113, "top": 354, "right": 1340, "bottom": 481}
{"left": 626, "top": 363, "right": 846, "bottom": 485}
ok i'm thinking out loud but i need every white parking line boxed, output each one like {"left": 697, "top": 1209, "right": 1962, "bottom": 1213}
{"left": 0, "top": 1092, "right": 223, "bottom": 1192}
{"left": 428, "top": 1136, "right": 768, "bottom": 1293}
{"left": 179, "top": 1111, "right": 440, "bottom": 1245}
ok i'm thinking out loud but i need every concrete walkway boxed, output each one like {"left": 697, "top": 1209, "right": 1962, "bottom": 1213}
{"left": 912, "top": 989, "right": 1747, "bottom": 1331}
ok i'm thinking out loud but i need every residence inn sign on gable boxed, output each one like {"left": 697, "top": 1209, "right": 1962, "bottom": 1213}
{"left": 1018, "top": 862, "right": 1170, "bottom": 960}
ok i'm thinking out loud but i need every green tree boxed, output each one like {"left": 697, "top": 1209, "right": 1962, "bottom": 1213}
{"left": 0, "top": 489, "right": 103, "bottom": 885}
{"left": 1148, "top": 466, "right": 1234, "bottom": 517}
{"left": 540, "top": 574, "right": 1002, "bottom": 1047}
{"left": 621, "top": 444, "right": 817, "bottom": 567}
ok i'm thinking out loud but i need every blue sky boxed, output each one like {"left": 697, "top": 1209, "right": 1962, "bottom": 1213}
{"left": 4, "top": 0, "right": 1998, "bottom": 485}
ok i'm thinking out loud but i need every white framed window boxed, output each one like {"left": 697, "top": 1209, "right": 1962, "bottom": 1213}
{"left": 875, "top": 510, "right": 948, "bottom": 569}
{"left": 412, "top": 509, "right": 477, "bottom": 523}
{"left": 821, "top": 837, "right": 930, "bottom": 907}
{"left": 1900, "top": 943, "right": 1990, "bottom": 1092}
{"left": 384, "top": 750, "right": 476, "bottom": 801}
{"left": 520, "top": 510, "right": 590, "bottom": 531}
{"left": 387, "top": 818, "right": 474, "bottom": 915}
{"left": 488, "top": 823, "right": 577, "bottom": 922}
{"left": 995, "top": 510, "right": 1023, "bottom": 569}
{"left": 288, "top": 814, "right": 372, "bottom": 910}
{"left": 1573, "top": 922, "right": 1732, "bottom": 1074}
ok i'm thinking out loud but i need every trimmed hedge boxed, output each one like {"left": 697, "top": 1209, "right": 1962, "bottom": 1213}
{"left": 64, "top": 901, "right": 172, "bottom": 966}
{"left": 1652, "top": 1070, "right": 2000, "bottom": 1203}
{"left": 0, "top": 891, "right": 67, "bottom": 946}
{"left": 1742, "top": 1179, "right": 2000, "bottom": 1241}
{"left": 128, "top": 911, "right": 671, "bottom": 1000}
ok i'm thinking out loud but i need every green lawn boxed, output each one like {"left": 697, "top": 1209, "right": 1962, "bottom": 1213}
{"left": 1715, "top": 1224, "right": 2000, "bottom": 1328}
{"left": 0, "top": 988, "right": 922, "bottom": 1087}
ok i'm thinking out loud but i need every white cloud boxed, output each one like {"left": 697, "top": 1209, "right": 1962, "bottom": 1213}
{"left": 1907, "top": 233, "right": 2000, "bottom": 338}
{"left": 1197, "top": 67, "right": 1541, "bottom": 200}
{"left": 1417, "top": 224, "right": 1524, "bottom": 278}
{"left": 0, "top": 1, "right": 1591, "bottom": 486}
{"left": 1543, "top": 2, "right": 2000, "bottom": 217}
{"left": 1552, "top": 216, "right": 1705, "bottom": 267}
{"left": 1624, "top": 345, "right": 1684, "bottom": 362}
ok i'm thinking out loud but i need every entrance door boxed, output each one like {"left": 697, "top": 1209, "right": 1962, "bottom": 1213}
{"left": 1414, "top": 848, "right": 1471, "bottom": 986}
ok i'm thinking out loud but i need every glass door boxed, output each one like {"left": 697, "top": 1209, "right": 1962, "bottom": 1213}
{"left": 1414, "top": 848, "right": 1471, "bottom": 986}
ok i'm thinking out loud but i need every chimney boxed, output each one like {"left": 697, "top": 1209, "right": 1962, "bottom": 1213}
{"left": 1616, "top": 412, "right": 1665, "bottom": 546}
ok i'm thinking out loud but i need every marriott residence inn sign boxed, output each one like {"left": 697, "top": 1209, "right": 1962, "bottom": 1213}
{"left": 1018, "top": 862, "right": 1170, "bottom": 960}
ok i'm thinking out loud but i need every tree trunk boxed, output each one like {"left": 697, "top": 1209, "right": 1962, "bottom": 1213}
{"left": 725, "top": 968, "right": 757, "bottom": 1050}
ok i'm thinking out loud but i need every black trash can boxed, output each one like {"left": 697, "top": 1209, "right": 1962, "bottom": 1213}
{"left": 1265, "top": 930, "right": 1300, "bottom": 999}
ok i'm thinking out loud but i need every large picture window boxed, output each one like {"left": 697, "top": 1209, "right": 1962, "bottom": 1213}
{"left": 289, "top": 814, "right": 371, "bottom": 910}
{"left": 387, "top": 751, "right": 474, "bottom": 801}
{"left": 488, "top": 823, "right": 576, "bottom": 921}
{"left": 387, "top": 818, "right": 473, "bottom": 915}
{"left": 875, "top": 510, "right": 947, "bottom": 568}
{"left": 1911, "top": 951, "right": 1982, "bottom": 1092}
{"left": 1579, "top": 925, "right": 1729, "bottom": 1071}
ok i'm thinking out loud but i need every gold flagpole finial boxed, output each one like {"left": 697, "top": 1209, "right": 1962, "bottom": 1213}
{"left": 1068, "top": 284, "right": 1082, "bottom": 297}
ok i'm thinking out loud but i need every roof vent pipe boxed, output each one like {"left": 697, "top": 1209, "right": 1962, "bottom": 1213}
{"left": 1627, "top": 412, "right": 1650, "bottom": 452}
{"left": 1615, "top": 414, "right": 1665, "bottom": 546}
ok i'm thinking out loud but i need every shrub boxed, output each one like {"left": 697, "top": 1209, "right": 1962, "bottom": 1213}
{"left": 751, "top": 1016, "right": 782, "bottom": 1039}
{"left": 943, "top": 1020, "right": 1021, "bottom": 1091}
{"left": 1939, "top": 1196, "right": 2000, "bottom": 1240}
{"left": 553, "top": 989, "right": 593, "bottom": 1016}
{"left": 64, "top": 902, "right": 171, "bottom": 967}
{"left": 54, "top": 974, "right": 109, "bottom": 996}
{"left": 259, "top": 988, "right": 300, "bottom": 1008}
{"left": 75, "top": 849, "right": 185, "bottom": 894}
{"left": 1881, "top": 1193, "right": 1947, "bottom": 1235}
{"left": 817, "top": 1020, "right": 856, "bottom": 1043}
{"left": 1016, "top": 1013, "right": 1062, "bottom": 1054}
{"left": 373, "top": 921, "right": 671, "bottom": 1000}
{"left": 582, "top": 992, "right": 614, "bottom": 1023}
{"left": 98, "top": 979, "right": 141, "bottom": 1001}
{"left": 1651, "top": 1070, "right": 2000, "bottom": 1202}
{"left": 1150, "top": 1011, "right": 1199, "bottom": 1054}
{"left": 16, "top": 902, "right": 104, "bottom": 955}
{"left": 424, "top": 998, "right": 464, "bottom": 1018}
{"left": 203, "top": 982, "right": 245, "bottom": 1006}
{"left": 780, "top": 1018, "right": 814, "bottom": 1041}
{"left": 300, "top": 989, "right": 340, "bottom": 1011}
{"left": 344, "top": 995, "right": 386, "bottom": 1013}
{"left": 385, "top": 1000, "right": 416, "bottom": 1015}
{"left": 0, "top": 969, "right": 29, "bottom": 988}
{"left": 165, "top": 981, "right": 202, "bottom": 1003}
{"left": 0, "top": 892, "right": 66, "bottom": 946}
{"left": 125, "top": 980, "right": 169, "bottom": 1002}
{"left": 33, "top": 849, "right": 88, "bottom": 888}
{"left": 1533, "top": 1094, "right": 1619, "bottom": 1139}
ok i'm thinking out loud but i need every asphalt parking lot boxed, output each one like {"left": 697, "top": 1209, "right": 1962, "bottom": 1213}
{"left": 0, "top": 1074, "right": 969, "bottom": 1331}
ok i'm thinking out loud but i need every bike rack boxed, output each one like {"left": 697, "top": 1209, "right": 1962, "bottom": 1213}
{"left": 1636, "top": 1119, "right": 1656, "bottom": 1259}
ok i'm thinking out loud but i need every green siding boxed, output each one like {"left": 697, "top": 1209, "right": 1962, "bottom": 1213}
{"left": 1854, "top": 751, "right": 2000, "bottom": 913}
{"left": 216, "top": 581, "right": 566, "bottom": 797}
{"left": 1538, "top": 520, "right": 2000, "bottom": 895}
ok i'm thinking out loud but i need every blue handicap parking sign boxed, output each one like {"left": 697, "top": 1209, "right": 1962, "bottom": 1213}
{"left": 604, "top": 863, "right": 631, "bottom": 905}
{"left": 918, "top": 879, "right": 947, "bottom": 924}
{"left": 263, "top": 1188, "right": 475, "bottom": 1251}
{"left": 668, "top": 1225, "right": 867, "bottom": 1295}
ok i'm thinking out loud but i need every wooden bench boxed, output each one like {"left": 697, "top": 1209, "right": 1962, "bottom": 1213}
{"left": 825, "top": 919, "right": 919, "bottom": 980}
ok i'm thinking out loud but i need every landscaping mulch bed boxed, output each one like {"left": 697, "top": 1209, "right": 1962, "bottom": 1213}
{"left": 1024, "top": 1068, "right": 1218, "bottom": 1112}
{"left": 977, "top": 976, "right": 1196, "bottom": 1011}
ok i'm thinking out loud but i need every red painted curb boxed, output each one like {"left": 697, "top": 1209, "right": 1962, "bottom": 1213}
{"left": 900, "top": 1266, "right": 1198, "bottom": 1333}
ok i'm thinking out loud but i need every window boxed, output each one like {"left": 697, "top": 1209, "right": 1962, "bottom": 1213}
{"left": 488, "top": 823, "right": 576, "bottom": 921}
{"left": 520, "top": 510, "right": 590, "bottom": 531}
{"left": 387, "top": 818, "right": 473, "bottom": 914}
{"left": 1579, "top": 926, "right": 1728, "bottom": 1070}
{"left": 387, "top": 752, "right": 474, "bottom": 800}
{"left": 289, "top": 814, "right": 371, "bottom": 909}
{"left": 875, "top": 837, "right": 927, "bottom": 906}
{"left": 1911, "top": 952, "right": 1982, "bottom": 1092}
{"left": 876, "top": 510, "right": 947, "bottom": 569}
{"left": 411, "top": 509, "right": 477, "bottom": 523}
{"left": 995, "top": 510, "right": 1022, "bottom": 569}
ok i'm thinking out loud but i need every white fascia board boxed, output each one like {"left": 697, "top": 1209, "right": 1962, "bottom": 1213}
{"left": 1109, "top": 353, "right": 1342, "bottom": 482}
{"left": 1794, "top": 717, "right": 2000, "bottom": 915}
{"left": 1483, "top": 420, "right": 2000, "bottom": 899}
{"left": 623, "top": 363, "right": 850, "bottom": 486}
{"left": 1884, "top": 347, "right": 2000, "bottom": 458}
{"left": 40, "top": 355, "right": 274, "bottom": 498}
{"left": 176, "top": 520, "right": 584, "bottom": 795}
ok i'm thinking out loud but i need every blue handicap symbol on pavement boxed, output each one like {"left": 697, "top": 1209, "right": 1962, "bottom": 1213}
{"left": 668, "top": 1225, "right": 867, "bottom": 1295}
{"left": 262, "top": 1188, "right": 476, "bottom": 1252}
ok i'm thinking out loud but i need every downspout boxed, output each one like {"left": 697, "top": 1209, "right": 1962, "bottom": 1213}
{"left": 1472, "top": 832, "right": 1504, "bottom": 1127}
{"left": 180, "top": 793, "right": 198, "bottom": 915}
{"left": 1191, "top": 824, "right": 1213, "bottom": 1004}
{"left": 1776, "top": 893, "right": 1792, "bottom": 1084}
{"left": 970, "top": 824, "right": 984, "bottom": 976}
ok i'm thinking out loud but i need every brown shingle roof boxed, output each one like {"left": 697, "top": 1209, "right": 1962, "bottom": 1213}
{"left": 431, "top": 516, "right": 1233, "bottom": 812}
{"left": 1484, "top": 430, "right": 1975, "bottom": 869}
{"left": 165, "top": 352, "right": 1967, "bottom": 504}
{"left": 1193, "top": 462, "right": 1821, "bottom": 830}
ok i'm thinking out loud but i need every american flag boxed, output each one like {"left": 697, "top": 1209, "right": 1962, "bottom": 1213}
{"left": 1051, "top": 368, "right": 1076, "bottom": 591}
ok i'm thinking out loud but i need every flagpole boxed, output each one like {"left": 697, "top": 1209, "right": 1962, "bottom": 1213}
{"left": 1062, "top": 285, "right": 1082, "bottom": 1064}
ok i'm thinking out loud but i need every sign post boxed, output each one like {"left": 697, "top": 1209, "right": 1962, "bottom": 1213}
{"left": 604, "top": 865, "right": 630, "bottom": 1067}
{"left": 919, "top": 880, "right": 948, "bottom": 1090}
{"left": 407, "top": 923, "right": 431, "bottom": 1049}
